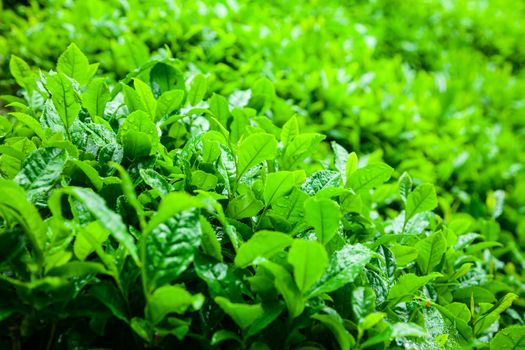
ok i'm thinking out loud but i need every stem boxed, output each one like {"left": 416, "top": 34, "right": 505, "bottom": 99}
{"left": 45, "top": 322, "right": 56, "bottom": 350}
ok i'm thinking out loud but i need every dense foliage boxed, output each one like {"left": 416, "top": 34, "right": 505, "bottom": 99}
{"left": 0, "top": 1, "right": 524, "bottom": 349}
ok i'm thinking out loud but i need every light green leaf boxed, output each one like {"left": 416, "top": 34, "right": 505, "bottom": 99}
{"left": 491, "top": 325, "right": 525, "bottom": 349}
{"left": 280, "top": 115, "right": 299, "bottom": 147}
{"left": 140, "top": 168, "right": 171, "bottom": 195}
{"left": 82, "top": 78, "right": 110, "bottom": 117}
{"left": 415, "top": 231, "right": 447, "bottom": 274}
{"left": 234, "top": 231, "right": 293, "bottom": 268}
{"left": 14, "top": 147, "right": 67, "bottom": 203}
{"left": 8, "top": 112, "right": 45, "bottom": 139}
{"left": 215, "top": 297, "right": 264, "bottom": 330}
{"left": 388, "top": 273, "right": 441, "bottom": 305}
{"left": 390, "top": 245, "right": 418, "bottom": 267}
{"left": 146, "top": 285, "right": 204, "bottom": 324}
{"left": 307, "top": 244, "right": 373, "bottom": 297}
{"left": 9, "top": 55, "right": 35, "bottom": 91}
{"left": 332, "top": 142, "right": 349, "bottom": 183}
{"left": 301, "top": 170, "right": 342, "bottom": 196}
{"left": 150, "top": 62, "right": 185, "bottom": 97}
{"left": 288, "top": 239, "right": 328, "bottom": 293}
{"left": 474, "top": 293, "right": 518, "bottom": 335}
{"left": 226, "top": 189, "right": 264, "bottom": 219}
{"left": 156, "top": 89, "right": 184, "bottom": 120}
{"left": 46, "top": 72, "right": 81, "bottom": 131}
{"left": 192, "top": 170, "right": 218, "bottom": 191}
{"left": 209, "top": 93, "right": 230, "bottom": 127}
{"left": 237, "top": 133, "right": 278, "bottom": 179}
{"left": 258, "top": 260, "right": 304, "bottom": 318}
{"left": 0, "top": 180, "right": 46, "bottom": 262}
{"left": 263, "top": 171, "right": 295, "bottom": 205}
{"left": 57, "top": 43, "right": 97, "bottom": 85}
{"left": 66, "top": 188, "right": 139, "bottom": 264}
{"left": 143, "top": 209, "right": 201, "bottom": 292}
{"left": 303, "top": 197, "right": 340, "bottom": 244}
{"left": 347, "top": 162, "right": 393, "bottom": 193}
{"left": 345, "top": 152, "right": 358, "bottom": 181}
{"left": 352, "top": 287, "right": 376, "bottom": 321}
{"left": 405, "top": 183, "right": 438, "bottom": 222}
{"left": 188, "top": 74, "right": 207, "bottom": 106}
{"left": 248, "top": 77, "right": 275, "bottom": 114}
{"left": 282, "top": 133, "right": 325, "bottom": 168}
{"left": 119, "top": 110, "right": 159, "bottom": 158}
{"left": 398, "top": 172, "right": 412, "bottom": 203}
{"left": 73, "top": 221, "right": 110, "bottom": 261}
{"left": 133, "top": 78, "right": 157, "bottom": 118}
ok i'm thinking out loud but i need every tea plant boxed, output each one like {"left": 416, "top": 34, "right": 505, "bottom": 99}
{"left": 0, "top": 44, "right": 523, "bottom": 349}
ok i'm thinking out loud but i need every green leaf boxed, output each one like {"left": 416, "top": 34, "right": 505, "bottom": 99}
{"left": 143, "top": 209, "right": 201, "bottom": 292}
{"left": 133, "top": 78, "right": 157, "bottom": 118}
{"left": 301, "top": 170, "right": 341, "bottom": 196}
{"left": 234, "top": 231, "right": 293, "bottom": 267}
{"left": 188, "top": 74, "right": 207, "bottom": 106}
{"left": 91, "top": 282, "right": 129, "bottom": 323}
{"left": 226, "top": 189, "right": 264, "bottom": 219}
{"left": 140, "top": 168, "right": 171, "bottom": 195}
{"left": 307, "top": 244, "right": 373, "bottom": 297}
{"left": 258, "top": 260, "right": 304, "bottom": 318}
{"left": 474, "top": 293, "right": 518, "bottom": 335}
{"left": 347, "top": 162, "right": 393, "bottom": 193}
{"left": 150, "top": 62, "right": 185, "bottom": 97}
{"left": 303, "top": 197, "right": 340, "bottom": 244}
{"left": 0, "top": 180, "right": 46, "bottom": 262}
{"left": 146, "top": 285, "right": 204, "bottom": 324}
{"left": 119, "top": 110, "right": 159, "bottom": 158}
{"left": 82, "top": 78, "right": 110, "bottom": 117}
{"left": 491, "top": 326, "right": 525, "bottom": 349}
{"left": 280, "top": 116, "right": 299, "bottom": 147}
{"left": 288, "top": 239, "right": 328, "bottom": 293}
{"left": 263, "top": 171, "right": 295, "bottom": 205}
{"left": 211, "top": 330, "right": 242, "bottom": 346}
{"left": 311, "top": 313, "right": 354, "bottom": 350}
{"left": 156, "top": 89, "right": 184, "bottom": 120}
{"left": 215, "top": 297, "right": 264, "bottom": 330}
{"left": 194, "top": 253, "right": 244, "bottom": 301}
{"left": 332, "top": 142, "right": 349, "bottom": 183}
{"left": 8, "top": 112, "right": 45, "bottom": 139}
{"left": 9, "top": 55, "right": 35, "bottom": 91}
{"left": 209, "top": 93, "right": 230, "bottom": 127}
{"left": 282, "top": 133, "right": 325, "bottom": 168}
{"left": 352, "top": 287, "right": 376, "bottom": 321}
{"left": 387, "top": 272, "right": 441, "bottom": 305}
{"left": 191, "top": 170, "right": 218, "bottom": 191}
{"left": 248, "top": 77, "right": 275, "bottom": 114}
{"left": 122, "top": 84, "right": 146, "bottom": 113}
{"left": 237, "top": 133, "right": 278, "bottom": 179}
{"left": 58, "top": 187, "right": 139, "bottom": 265}
{"left": 345, "top": 152, "right": 358, "bottom": 181}
{"left": 414, "top": 231, "right": 447, "bottom": 274}
{"left": 398, "top": 172, "right": 412, "bottom": 203}
{"left": 46, "top": 72, "right": 81, "bottom": 131}
{"left": 14, "top": 147, "right": 67, "bottom": 203}
{"left": 73, "top": 221, "right": 110, "bottom": 261}
{"left": 390, "top": 245, "right": 418, "bottom": 267}
{"left": 246, "top": 302, "right": 285, "bottom": 338}
{"left": 405, "top": 183, "right": 438, "bottom": 223}
{"left": 57, "top": 43, "right": 97, "bottom": 85}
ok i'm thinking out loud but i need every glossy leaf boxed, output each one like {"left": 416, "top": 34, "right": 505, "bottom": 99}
{"left": 237, "top": 133, "right": 278, "bottom": 179}
{"left": 303, "top": 197, "right": 340, "bottom": 244}
{"left": 288, "top": 239, "right": 328, "bottom": 293}
{"left": 235, "top": 231, "right": 293, "bottom": 267}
